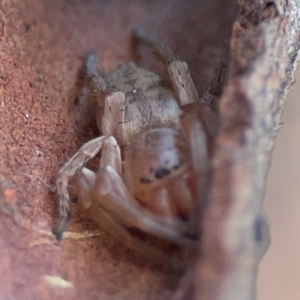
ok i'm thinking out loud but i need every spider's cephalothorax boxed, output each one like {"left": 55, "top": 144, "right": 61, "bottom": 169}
{"left": 53, "top": 29, "right": 222, "bottom": 267}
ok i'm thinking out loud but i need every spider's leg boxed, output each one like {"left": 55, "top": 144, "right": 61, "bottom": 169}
{"left": 99, "top": 135, "right": 122, "bottom": 175}
{"left": 179, "top": 109, "right": 210, "bottom": 236}
{"left": 75, "top": 135, "right": 122, "bottom": 209}
{"left": 100, "top": 91, "right": 126, "bottom": 149}
{"left": 53, "top": 135, "right": 107, "bottom": 240}
{"left": 199, "top": 61, "right": 227, "bottom": 109}
{"left": 54, "top": 89, "right": 126, "bottom": 240}
{"left": 79, "top": 164, "right": 197, "bottom": 248}
{"left": 75, "top": 141, "right": 195, "bottom": 266}
{"left": 179, "top": 61, "right": 226, "bottom": 147}
{"left": 167, "top": 58, "right": 200, "bottom": 106}
{"left": 177, "top": 62, "right": 226, "bottom": 240}
{"left": 75, "top": 51, "right": 107, "bottom": 109}
{"left": 75, "top": 134, "right": 121, "bottom": 210}
{"left": 83, "top": 51, "right": 107, "bottom": 94}
{"left": 132, "top": 28, "right": 199, "bottom": 106}
{"left": 76, "top": 167, "right": 184, "bottom": 271}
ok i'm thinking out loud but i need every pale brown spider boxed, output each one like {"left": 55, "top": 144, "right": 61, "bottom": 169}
{"left": 53, "top": 29, "right": 222, "bottom": 264}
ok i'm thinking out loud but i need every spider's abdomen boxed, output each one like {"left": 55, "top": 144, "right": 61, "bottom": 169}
{"left": 123, "top": 127, "right": 196, "bottom": 219}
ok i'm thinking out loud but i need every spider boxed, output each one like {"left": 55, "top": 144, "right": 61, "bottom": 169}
{"left": 53, "top": 29, "right": 223, "bottom": 265}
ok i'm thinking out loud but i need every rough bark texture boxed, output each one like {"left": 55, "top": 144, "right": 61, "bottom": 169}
{"left": 193, "top": 1, "right": 300, "bottom": 300}
{"left": 0, "top": 0, "right": 298, "bottom": 300}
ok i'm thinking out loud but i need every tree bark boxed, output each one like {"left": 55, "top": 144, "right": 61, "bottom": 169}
{"left": 193, "top": 1, "right": 300, "bottom": 300}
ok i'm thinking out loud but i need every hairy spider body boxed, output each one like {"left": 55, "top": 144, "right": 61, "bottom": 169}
{"left": 53, "top": 29, "right": 222, "bottom": 266}
{"left": 92, "top": 61, "right": 196, "bottom": 221}
{"left": 98, "top": 62, "right": 180, "bottom": 147}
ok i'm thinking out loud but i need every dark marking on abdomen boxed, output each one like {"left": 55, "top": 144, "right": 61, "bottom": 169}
{"left": 155, "top": 168, "right": 170, "bottom": 179}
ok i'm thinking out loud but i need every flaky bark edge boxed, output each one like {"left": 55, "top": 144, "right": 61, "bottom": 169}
{"left": 194, "top": 1, "right": 300, "bottom": 300}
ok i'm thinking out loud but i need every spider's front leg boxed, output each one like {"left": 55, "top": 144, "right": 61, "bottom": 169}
{"left": 76, "top": 165, "right": 196, "bottom": 272}
{"left": 77, "top": 168, "right": 185, "bottom": 270}
{"left": 53, "top": 135, "right": 120, "bottom": 240}
{"left": 74, "top": 138, "right": 196, "bottom": 267}
{"left": 77, "top": 163, "right": 197, "bottom": 248}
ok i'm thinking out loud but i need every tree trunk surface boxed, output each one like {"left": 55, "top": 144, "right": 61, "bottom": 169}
{"left": 193, "top": 1, "right": 300, "bottom": 300}
{"left": 0, "top": 1, "right": 299, "bottom": 300}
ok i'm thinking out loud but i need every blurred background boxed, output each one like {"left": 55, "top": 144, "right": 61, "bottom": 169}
{"left": 257, "top": 66, "right": 300, "bottom": 300}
